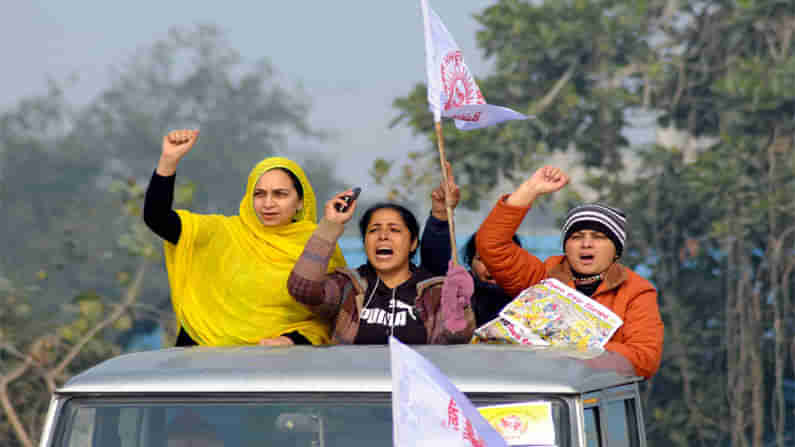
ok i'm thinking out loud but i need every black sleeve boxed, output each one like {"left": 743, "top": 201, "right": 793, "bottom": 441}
{"left": 420, "top": 214, "right": 452, "bottom": 276}
{"left": 143, "top": 170, "right": 182, "bottom": 245}
{"left": 471, "top": 281, "right": 515, "bottom": 327}
{"left": 283, "top": 331, "right": 311, "bottom": 345}
{"left": 175, "top": 327, "right": 198, "bottom": 346}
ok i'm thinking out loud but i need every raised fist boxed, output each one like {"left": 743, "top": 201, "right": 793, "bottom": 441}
{"left": 523, "top": 166, "right": 569, "bottom": 196}
{"left": 162, "top": 129, "right": 199, "bottom": 162}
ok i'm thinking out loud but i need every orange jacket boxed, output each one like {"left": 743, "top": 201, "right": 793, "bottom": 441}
{"left": 476, "top": 196, "right": 664, "bottom": 378}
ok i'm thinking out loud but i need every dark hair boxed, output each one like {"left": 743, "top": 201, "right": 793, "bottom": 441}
{"left": 359, "top": 203, "right": 420, "bottom": 260}
{"left": 462, "top": 233, "right": 522, "bottom": 267}
{"left": 269, "top": 167, "right": 304, "bottom": 200}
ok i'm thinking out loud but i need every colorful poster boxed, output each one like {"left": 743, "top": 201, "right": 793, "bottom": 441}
{"left": 478, "top": 402, "right": 556, "bottom": 446}
{"left": 472, "top": 278, "right": 623, "bottom": 355}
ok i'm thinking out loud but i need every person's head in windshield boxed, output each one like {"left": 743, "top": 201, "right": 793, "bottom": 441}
{"left": 166, "top": 410, "right": 224, "bottom": 447}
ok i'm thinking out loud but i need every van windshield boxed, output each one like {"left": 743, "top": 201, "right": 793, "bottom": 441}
{"left": 54, "top": 394, "right": 570, "bottom": 447}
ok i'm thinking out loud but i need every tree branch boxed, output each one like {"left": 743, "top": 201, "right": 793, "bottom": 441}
{"left": 530, "top": 62, "right": 577, "bottom": 115}
{"left": 45, "top": 259, "right": 148, "bottom": 389}
{"left": 672, "top": 59, "right": 687, "bottom": 109}
{"left": 0, "top": 338, "right": 49, "bottom": 447}
{"left": 0, "top": 343, "right": 29, "bottom": 363}
{"left": 0, "top": 387, "right": 35, "bottom": 447}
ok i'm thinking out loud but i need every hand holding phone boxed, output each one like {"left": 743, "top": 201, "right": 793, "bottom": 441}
{"left": 335, "top": 187, "right": 362, "bottom": 213}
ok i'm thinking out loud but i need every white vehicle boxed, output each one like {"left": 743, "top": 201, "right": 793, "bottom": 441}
{"left": 40, "top": 345, "right": 647, "bottom": 447}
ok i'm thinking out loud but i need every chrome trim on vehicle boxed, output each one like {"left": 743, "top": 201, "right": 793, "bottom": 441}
{"left": 37, "top": 397, "right": 61, "bottom": 447}
{"left": 58, "top": 345, "right": 640, "bottom": 395}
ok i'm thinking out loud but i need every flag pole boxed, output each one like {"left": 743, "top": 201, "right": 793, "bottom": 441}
{"left": 434, "top": 121, "right": 459, "bottom": 266}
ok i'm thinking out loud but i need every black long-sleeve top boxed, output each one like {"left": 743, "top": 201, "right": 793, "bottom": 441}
{"left": 420, "top": 214, "right": 515, "bottom": 326}
{"left": 143, "top": 171, "right": 182, "bottom": 244}
{"left": 419, "top": 214, "right": 452, "bottom": 277}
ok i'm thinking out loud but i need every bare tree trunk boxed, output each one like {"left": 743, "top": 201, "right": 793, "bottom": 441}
{"left": 726, "top": 206, "right": 750, "bottom": 447}
{"left": 725, "top": 208, "right": 738, "bottom": 446}
{"left": 647, "top": 163, "right": 721, "bottom": 443}
{"left": 0, "top": 337, "right": 52, "bottom": 447}
{"left": 767, "top": 136, "right": 786, "bottom": 447}
{"left": 749, "top": 282, "right": 764, "bottom": 447}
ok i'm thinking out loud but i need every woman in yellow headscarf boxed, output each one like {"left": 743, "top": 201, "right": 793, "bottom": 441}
{"left": 143, "top": 129, "right": 346, "bottom": 346}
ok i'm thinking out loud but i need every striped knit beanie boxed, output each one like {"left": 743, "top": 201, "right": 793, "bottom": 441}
{"left": 562, "top": 203, "right": 627, "bottom": 257}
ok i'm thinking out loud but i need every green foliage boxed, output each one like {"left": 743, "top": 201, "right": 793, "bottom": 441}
{"left": 603, "top": 2, "right": 795, "bottom": 444}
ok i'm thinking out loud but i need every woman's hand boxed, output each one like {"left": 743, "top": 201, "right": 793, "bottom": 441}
{"left": 258, "top": 336, "right": 295, "bottom": 347}
{"left": 441, "top": 261, "right": 474, "bottom": 333}
{"left": 506, "top": 166, "right": 569, "bottom": 207}
{"left": 157, "top": 129, "right": 200, "bottom": 176}
{"left": 323, "top": 189, "right": 359, "bottom": 225}
{"left": 581, "top": 350, "right": 636, "bottom": 376}
{"left": 430, "top": 161, "right": 460, "bottom": 221}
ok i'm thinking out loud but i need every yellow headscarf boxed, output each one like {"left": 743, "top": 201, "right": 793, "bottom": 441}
{"left": 164, "top": 157, "right": 346, "bottom": 346}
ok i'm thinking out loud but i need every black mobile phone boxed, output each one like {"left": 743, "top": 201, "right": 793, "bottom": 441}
{"left": 336, "top": 187, "right": 362, "bottom": 212}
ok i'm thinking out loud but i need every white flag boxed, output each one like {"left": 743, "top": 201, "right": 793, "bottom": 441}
{"left": 420, "top": 0, "right": 529, "bottom": 130}
{"left": 390, "top": 337, "right": 509, "bottom": 447}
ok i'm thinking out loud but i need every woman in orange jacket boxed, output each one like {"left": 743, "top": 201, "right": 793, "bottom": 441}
{"left": 476, "top": 166, "right": 664, "bottom": 379}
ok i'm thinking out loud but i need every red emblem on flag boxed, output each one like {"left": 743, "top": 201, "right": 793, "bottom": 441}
{"left": 447, "top": 398, "right": 460, "bottom": 430}
{"left": 463, "top": 419, "right": 486, "bottom": 447}
{"left": 440, "top": 51, "right": 485, "bottom": 122}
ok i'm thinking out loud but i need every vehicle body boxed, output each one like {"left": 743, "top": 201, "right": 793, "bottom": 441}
{"left": 40, "top": 345, "right": 646, "bottom": 447}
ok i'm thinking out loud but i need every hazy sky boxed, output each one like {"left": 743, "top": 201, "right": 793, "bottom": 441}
{"left": 2, "top": 1, "right": 497, "bottom": 202}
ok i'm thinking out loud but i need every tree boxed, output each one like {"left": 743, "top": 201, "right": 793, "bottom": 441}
{"left": 390, "top": 1, "right": 794, "bottom": 445}
{"left": 635, "top": 2, "right": 795, "bottom": 445}
{"left": 0, "top": 179, "right": 152, "bottom": 447}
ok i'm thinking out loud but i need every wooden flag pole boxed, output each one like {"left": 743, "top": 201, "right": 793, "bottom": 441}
{"left": 434, "top": 121, "right": 459, "bottom": 266}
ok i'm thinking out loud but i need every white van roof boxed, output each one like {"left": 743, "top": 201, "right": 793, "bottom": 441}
{"left": 59, "top": 345, "right": 640, "bottom": 395}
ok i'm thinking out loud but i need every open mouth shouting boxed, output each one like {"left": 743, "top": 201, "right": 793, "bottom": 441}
{"left": 374, "top": 247, "right": 395, "bottom": 261}
{"left": 363, "top": 208, "right": 418, "bottom": 278}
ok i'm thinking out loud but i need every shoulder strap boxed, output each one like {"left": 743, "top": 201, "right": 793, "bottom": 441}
{"left": 416, "top": 276, "right": 445, "bottom": 296}
{"left": 334, "top": 267, "right": 368, "bottom": 311}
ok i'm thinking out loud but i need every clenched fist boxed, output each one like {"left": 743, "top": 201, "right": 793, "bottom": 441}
{"left": 506, "top": 166, "right": 570, "bottom": 207}
{"left": 523, "top": 166, "right": 569, "bottom": 195}
{"left": 157, "top": 129, "right": 199, "bottom": 176}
